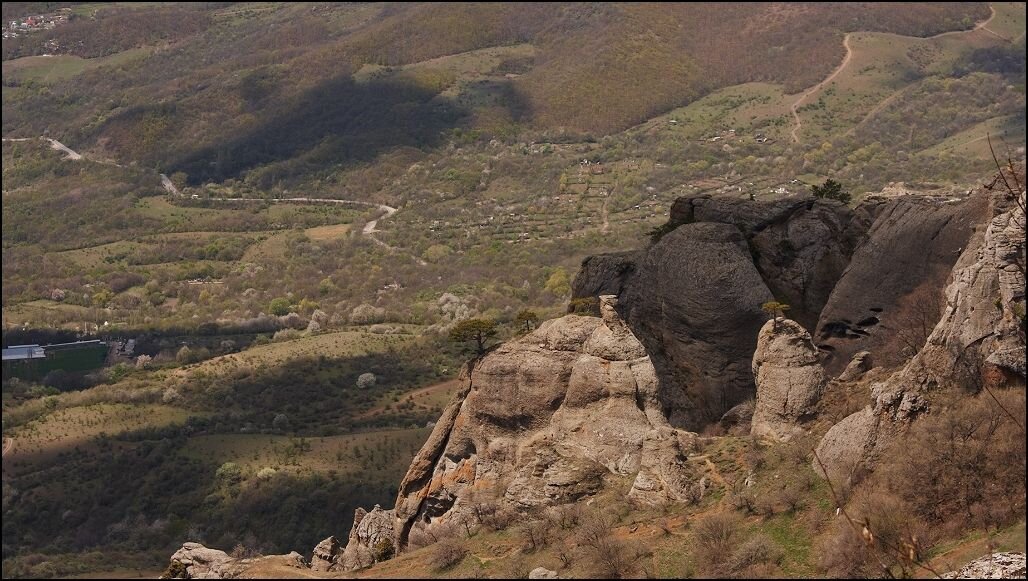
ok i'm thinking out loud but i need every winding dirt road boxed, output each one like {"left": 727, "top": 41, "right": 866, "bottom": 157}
{"left": 788, "top": 4, "right": 1002, "bottom": 144}
{"left": 789, "top": 34, "right": 853, "bottom": 144}
{"left": 5, "top": 135, "right": 420, "bottom": 263}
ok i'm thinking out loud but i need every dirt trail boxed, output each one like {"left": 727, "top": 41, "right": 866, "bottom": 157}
{"left": 155, "top": 175, "right": 420, "bottom": 261}
{"left": 2, "top": 437, "right": 12, "bottom": 458}
{"left": 843, "top": 84, "right": 910, "bottom": 138}
{"left": 926, "top": 4, "right": 1001, "bottom": 40}
{"left": 601, "top": 196, "right": 610, "bottom": 233}
{"left": 789, "top": 34, "right": 853, "bottom": 143}
{"left": 6, "top": 135, "right": 421, "bottom": 262}
{"left": 789, "top": 4, "right": 1002, "bottom": 144}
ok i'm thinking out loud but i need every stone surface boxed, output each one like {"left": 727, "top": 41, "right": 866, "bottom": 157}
{"left": 750, "top": 318, "right": 826, "bottom": 440}
{"left": 339, "top": 505, "right": 396, "bottom": 571}
{"left": 309, "top": 536, "right": 340, "bottom": 572}
{"left": 837, "top": 350, "right": 872, "bottom": 382}
{"left": 393, "top": 297, "right": 699, "bottom": 549}
{"left": 529, "top": 566, "right": 560, "bottom": 579}
{"left": 165, "top": 543, "right": 235, "bottom": 579}
{"left": 942, "top": 552, "right": 1027, "bottom": 579}
{"left": 816, "top": 190, "right": 1025, "bottom": 483}
{"left": 814, "top": 192, "right": 990, "bottom": 373}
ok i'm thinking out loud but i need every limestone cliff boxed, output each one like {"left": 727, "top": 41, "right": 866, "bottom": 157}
{"left": 815, "top": 188, "right": 1026, "bottom": 485}
{"left": 573, "top": 187, "right": 991, "bottom": 428}
{"left": 392, "top": 295, "right": 699, "bottom": 550}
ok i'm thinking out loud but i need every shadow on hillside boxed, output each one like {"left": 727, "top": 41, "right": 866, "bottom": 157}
{"left": 168, "top": 75, "right": 470, "bottom": 186}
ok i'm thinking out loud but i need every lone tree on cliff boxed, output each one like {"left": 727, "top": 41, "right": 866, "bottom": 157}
{"left": 810, "top": 178, "right": 851, "bottom": 204}
{"left": 761, "top": 301, "right": 791, "bottom": 332}
{"left": 449, "top": 318, "right": 497, "bottom": 355}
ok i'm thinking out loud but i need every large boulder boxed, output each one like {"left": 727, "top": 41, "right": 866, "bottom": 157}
{"left": 620, "top": 221, "right": 775, "bottom": 427}
{"left": 162, "top": 544, "right": 305, "bottom": 579}
{"left": 393, "top": 296, "right": 699, "bottom": 549}
{"left": 163, "top": 543, "right": 235, "bottom": 579}
{"left": 750, "top": 317, "right": 827, "bottom": 440}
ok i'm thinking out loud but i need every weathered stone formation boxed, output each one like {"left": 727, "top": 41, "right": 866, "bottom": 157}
{"left": 750, "top": 317, "right": 827, "bottom": 441}
{"left": 308, "top": 535, "right": 340, "bottom": 572}
{"left": 391, "top": 296, "right": 699, "bottom": 550}
{"left": 573, "top": 187, "right": 992, "bottom": 429}
{"left": 814, "top": 191, "right": 991, "bottom": 373}
{"left": 163, "top": 543, "right": 234, "bottom": 579}
{"left": 837, "top": 350, "right": 872, "bottom": 382}
{"left": 815, "top": 189, "right": 1026, "bottom": 485}
{"left": 573, "top": 193, "right": 858, "bottom": 428}
{"left": 337, "top": 505, "right": 396, "bottom": 570}
{"left": 162, "top": 542, "right": 306, "bottom": 579}
{"left": 942, "top": 552, "right": 1027, "bottom": 579}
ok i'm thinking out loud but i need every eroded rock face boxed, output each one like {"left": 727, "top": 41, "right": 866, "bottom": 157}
{"left": 816, "top": 190, "right": 1026, "bottom": 484}
{"left": 309, "top": 536, "right": 340, "bottom": 572}
{"left": 165, "top": 543, "right": 234, "bottom": 579}
{"left": 575, "top": 193, "right": 858, "bottom": 428}
{"left": 815, "top": 192, "right": 991, "bottom": 373}
{"left": 942, "top": 552, "right": 1027, "bottom": 579}
{"left": 393, "top": 296, "right": 699, "bottom": 549}
{"left": 339, "top": 505, "right": 396, "bottom": 571}
{"left": 750, "top": 318, "right": 826, "bottom": 441}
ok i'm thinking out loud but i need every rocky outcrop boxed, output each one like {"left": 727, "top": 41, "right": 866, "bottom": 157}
{"left": 814, "top": 191, "right": 991, "bottom": 373}
{"left": 942, "top": 552, "right": 1027, "bottom": 579}
{"left": 309, "top": 536, "right": 340, "bottom": 572}
{"left": 338, "top": 505, "right": 396, "bottom": 571}
{"left": 574, "top": 193, "right": 859, "bottom": 428}
{"left": 164, "top": 543, "right": 235, "bottom": 579}
{"left": 529, "top": 567, "right": 560, "bottom": 579}
{"left": 393, "top": 296, "right": 699, "bottom": 549}
{"left": 750, "top": 317, "right": 826, "bottom": 440}
{"left": 163, "top": 543, "right": 306, "bottom": 579}
{"left": 837, "top": 350, "right": 872, "bottom": 382}
{"left": 816, "top": 189, "right": 1026, "bottom": 484}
